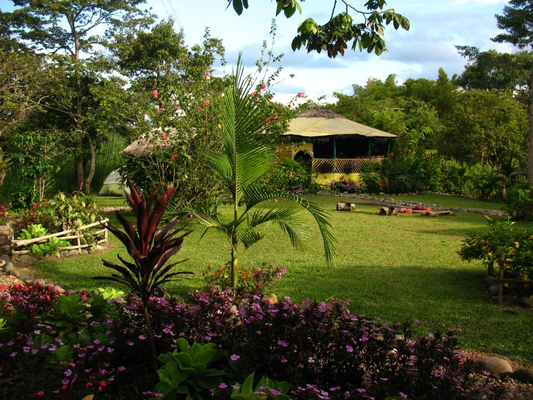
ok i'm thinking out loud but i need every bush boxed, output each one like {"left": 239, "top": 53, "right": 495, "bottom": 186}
{"left": 506, "top": 180, "right": 533, "bottom": 221}
{"left": 268, "top": 159, "right": 311, "bottom": 195}
{"left": 329, "top": 178, "right": 363, "bottom": 194}
{"left": 0, "top": 283, "right": 518, "bottom": 399}
{"left": 463, "top": 164, "right": 504, "bottom": 200}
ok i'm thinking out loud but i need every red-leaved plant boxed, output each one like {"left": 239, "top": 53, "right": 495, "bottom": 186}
{"left": 94, "top": 180, "right": 192, "bottom": 370}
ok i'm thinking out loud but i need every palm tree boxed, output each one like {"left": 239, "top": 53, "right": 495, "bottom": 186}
{"left": 191, "top": 55, "right": 337, "bottom": 289}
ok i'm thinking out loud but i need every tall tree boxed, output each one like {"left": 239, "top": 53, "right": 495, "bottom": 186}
{"left": 492, "top": 0, "right": 533, "bottom": 186}
{"left": 228, "top": 0, "right": 410, "bottom": 58}
{"left": 7, "top": 0, "right": 152, "bottom": 192}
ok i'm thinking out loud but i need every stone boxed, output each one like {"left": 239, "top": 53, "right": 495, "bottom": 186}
{"left": 0, "top": 254, "right": 10, "bottom": 262}
{"left": 18, "top": 274, "right": 31, "bottom": 281}
{"left": 66, "top": 289, "right": 77, "bottom": 295}
{"left": 510, "top": 369, "right": 533, "bottom": 384}
{"left": 33, "top": 278, "right": 46, "bottom": 286}
{"left": 53, "top": 285, "right": 65, "bottom": 293}
{"left": 475, "top": 357, "right": 513, "bottom": 378}
{"left": 519, "top": 296, "right": 533, "bottom": 308}
{"left": 483, "top": 276, "right": 498, "bottom": 287}
{"left": 3, "top": 262, "right": 14, "bottom": 273}
{"left": 488, "top": 285, "right": 500, "bottom": 296}
{"left": 265, "top": 293, "right": 278, "bottom": 304}
{"left": 17, "top": 255, "right": 37, "bottom": 264}
{"left": 8, "top": 269, "right": 20, "bottom": 278}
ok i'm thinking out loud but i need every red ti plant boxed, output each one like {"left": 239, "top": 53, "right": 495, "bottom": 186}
{"left": 94, "top": 180, "right": 192, "bottom": 370}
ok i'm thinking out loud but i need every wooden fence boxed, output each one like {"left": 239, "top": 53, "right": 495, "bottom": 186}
{"left": 312, "top": 157, "right": 384, "bottom": 174}
{"left": 11, "top": 219, "right": 109, "bottom": 256}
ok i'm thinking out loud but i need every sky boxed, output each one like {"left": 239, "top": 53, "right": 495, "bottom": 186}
{"left": 145, "top": 0, "right": 515, "bottom": 104}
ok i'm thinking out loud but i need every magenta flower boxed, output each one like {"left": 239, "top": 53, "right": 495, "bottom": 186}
{"left": 153, "top": 90, "right": 159, "bottom": 98}
{"left": 261, "top": 83, "right": 267, "bottom": 90}
{"left": 298, "top": 91, "right": 305, "bottom": 98}
{"left": 204, "top": 100, "right": 210, "bottom": 107}
{"left": 230, "top": 354, "right": 240, "bottom": 361}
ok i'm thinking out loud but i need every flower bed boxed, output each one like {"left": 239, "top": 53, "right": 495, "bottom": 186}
{"left": 0, "top": 283, "right": 523, "bottom": 400}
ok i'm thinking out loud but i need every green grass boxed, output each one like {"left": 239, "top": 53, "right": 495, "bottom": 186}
{"left": 29, "top": 194, "right": 533, "bottom": 366}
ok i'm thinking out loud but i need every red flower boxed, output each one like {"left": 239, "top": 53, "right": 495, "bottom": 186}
{"left": 156, "top": 108, "right": 163, "bottom": 113}
{"left": 270, "top": 94, "right": 273, "bottom": 99}
{"left": 204, "top": 100, "right": 210, "bottom": 107}
{"left": 37, "top": 391, "right": 44, "bottom": 396}
{"left": 153, "top": 90, "right": 158, "bottom": 98}
{"left": 163, "top": 135, "right": 169, "bottom": 141}
{"left": 262, "top": 83, "right": 267, "bottom": 90}
{"left": 33, "top": 202, "right": 38, "bottom": 207}
{"left": 251, "top": 92, "right": 256, "bottom": 97}
{"left": 172, "top": 154, "right": 178, "bottom": 160}
{"left": 273, "top": 115, "right": 278, "bottom": 120}
{"left": 390, "top": 152, "right": 394, "bottom": 157}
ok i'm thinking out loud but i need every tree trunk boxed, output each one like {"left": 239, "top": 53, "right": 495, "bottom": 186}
{"left": 76, "top": 136, "right": 84, "bottom": 191}
{"left": 527, "top": 67, "right": 533, "bottom": 188}
{"left": 84, "top": 135, "right": 96, "bottom": 193}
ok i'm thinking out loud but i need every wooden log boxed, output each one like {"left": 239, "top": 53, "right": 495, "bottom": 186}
{"left": 379, "top": 206, "right": 397, "bottom": 216}
{"left": 337, "top": 202, "right": 356, "bottom": 211}
{"left": 421, "top": 211, "right": 455, "bottom": 217}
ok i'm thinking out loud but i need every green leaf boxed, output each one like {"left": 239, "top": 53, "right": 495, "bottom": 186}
{"left": 232, "top": 0, "right": 243, "bottom": 16}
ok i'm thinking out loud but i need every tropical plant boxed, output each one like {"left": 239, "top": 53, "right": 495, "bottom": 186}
{"left": 155, "top": 338, "right": 226, "bottom": 400}
{"left": 231, "top": 373, "right": 290, "bottom": 400}
{"left": 93, "top": 180, "right": 193, "bottom": 370}
{"left": 188, "top": 55, "right": 336, "bottom": 289}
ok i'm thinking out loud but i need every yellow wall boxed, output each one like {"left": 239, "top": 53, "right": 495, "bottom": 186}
{"left": 313, "top": 173, "right": 362, "bottom": 187}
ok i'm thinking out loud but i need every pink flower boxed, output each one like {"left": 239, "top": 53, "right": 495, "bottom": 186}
{"left": 274, "top": 199, "right": 278, "bottom": 203}
{"left": 156, "top": 108, "right": 163, "bottom": 113}
{"left": 37, "top": 391, "right": 44, "bottom": 396}
{"left": 204, "top": 100, "right": 210, "bottom": 107}
{"left": 251, "top": 92, "right": 256, "bottom": 97}
{"left": 298, "top": 91, "right": 305, "bottom": 98}
{"left": 33, "top": 202, "right": 38, "bottom": 207}
{"left": 162, "top": 135, "right": 169, "bottom": 141}
{"left": 270, "top": 94, "right": 273, "bottom": 99}
{"left": 153, "top": 90, "right": 158, "bottom": 98}
{"left": 175, "top": 106, "right": 180, "bottom": 111}
{"left": 261, "top": 83, "right": 267, "bottom": 90}
{"left": 205, "top": 73, "right": 210, "bottom": 78}
{"left": 266, "top": 117, "right": 271, "bottom": 124}
{"left": 289, "top": 172, "right": 293, "bottom": 176}
{"left": 309, "top": 151, "right": 314, "bottom": 156}
{"left": 273, "top": 115, "right": 278, "bottom": 120}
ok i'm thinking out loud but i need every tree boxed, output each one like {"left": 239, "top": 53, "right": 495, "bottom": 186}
{"left": 492, "top": 0, "right": 533, "bottom": 186}
{"left": 439, "top": 90, "right": 528, "bottom": 169}
{"left": 227, "top": 0, "right": 410, "bottom": 58}
{"left": 190, "top": 56, "right": 337, "bottom": 289}
{"left": 111, "top": 20, "right": 228, "bottom": 206}
{"left": 6, "top": 0, "right": 152, "bottom": 192}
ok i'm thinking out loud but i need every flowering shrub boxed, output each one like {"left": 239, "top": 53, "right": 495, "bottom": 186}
{"left": 0, "top": 282, "right": 520, "bottom": 399}
{"left": 203, "top": 262, "right": 286, "bottom": 296}
{"left": 329, "top": 178, "right": 363, "bottom": 194}
{"left": 459, "top": 217, "right": 533, "bottom": 284}
{"left": 12, "top": 192, "right": 101, "bottom": 238}
{"left": 267, "top": 159, "right": 312, "bottom": 195}
{"left": 0, "top": 204, "right": 10, "bottom": 225}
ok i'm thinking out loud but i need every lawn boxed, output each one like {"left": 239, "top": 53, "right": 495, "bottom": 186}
{"left": 27, "top": 193, "right": 533, "bottom": 366}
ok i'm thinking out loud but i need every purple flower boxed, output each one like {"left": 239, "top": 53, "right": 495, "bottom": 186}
{"left": 230, "top": 354, "right": 240, "bottom": 361}
{"left": 138, "top": 335, "right": 146, "bottom": 340}
{"left": 277, "top": 340, "right": 288, "bottom": 347}
{"left": 346, "top": 345, "right": 353, "bottom": 353}
{"left": 64, "top": 369, "right": 72, "bottom": 377}
{"left": 399, "top": 392, "right": 408, "bottom": 399}
{"left": 118, "top": 366, "right": 126, "bottom": 372}
{"left": 219, "top": 383, "right": 228, "bottom": 389}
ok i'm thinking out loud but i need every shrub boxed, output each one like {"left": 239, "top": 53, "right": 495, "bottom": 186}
{"left": 203, "top": 262, "right": 286, "bottom": 297}
{"left": 505, "top": 180, "right": 533, "bottom": 221}
{"left": 459, "top": 217, "right": 533, "bottom": 283}
{"left": 329, "top": 178, "right": 363, "bottom": 194}
{"left": 0, "top": 283, "right": 518, "bottom": 399}
{"left": 268, "top": 159, "right": 312, "bottom": 195}
{"left": 463, "top": 164, "right": 504, "bottom": 200}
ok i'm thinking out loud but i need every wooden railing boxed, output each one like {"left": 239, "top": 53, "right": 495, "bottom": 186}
{"left": 11, "top": 219, "right": 109, "bottom": 256}
{"left": 312, "top": 157, "right": 384, "bottom": 174}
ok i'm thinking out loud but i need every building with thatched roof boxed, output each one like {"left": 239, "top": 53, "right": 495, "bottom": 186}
{"left": 279, "top": 109, "right": 397, "bottom": 185}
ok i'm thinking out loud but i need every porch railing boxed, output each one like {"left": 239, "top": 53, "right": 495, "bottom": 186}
{"left": 312, "top": 157, "right": 384, "bottom": 174}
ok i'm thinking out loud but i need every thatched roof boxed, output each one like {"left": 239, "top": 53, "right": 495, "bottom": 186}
{"left": 122, "top": 127, "right": 196, "bottom": 156}
{"left": 294, "top": 108, "right": 347, "bottom": 119}
{"left": 284, "top": 108, "right": 397, "bottom": 139}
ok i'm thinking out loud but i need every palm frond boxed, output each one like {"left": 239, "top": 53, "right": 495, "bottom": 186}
{"left": 236, "top": 228, "right": 265, "bottom": 249}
